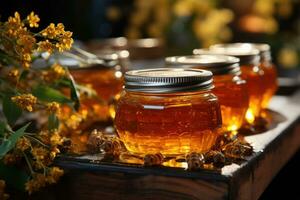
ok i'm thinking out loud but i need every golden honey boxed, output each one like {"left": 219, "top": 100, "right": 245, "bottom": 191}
{"left": 194, "top": 46, "right": 263, "bottom": 124}
{"left": 166, "top": 55, "right": 249, "bottom": 132}
{"left": 115, "top": 68, "right": 222, "bottom": 155}
{"left": 251, "top": 44, "right": 277, "bottom": 109}
{"left": 70, "top": 66, "right": 123, "bottom": 121}
{"left": 239, "top": 63, "right": 264, "bottom": 123}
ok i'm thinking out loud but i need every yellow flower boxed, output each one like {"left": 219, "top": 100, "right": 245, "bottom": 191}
{"left": 50, "top": 131, "right": 64, "bottom": 146}
{"left": 25, "top": 173, "right": 47, "bottom": 194}
{"left": 40, "top": 23, "right": 73, "bottom": 51}
{"left": 21, "top": 53, "right": 32, "bottom": 69}
{"left": 40, "top": 23, "right": 57, "bottom": 38}
{"left": 38, "top": 130, "right": 51, "bottom": 144}
{"left": 27, "top": 12, "right": 40, "bottom": 28}
{"left": 46, "top": 167, "right": 64, "bottom": 184}
{"left": 42, "top": 63, "right": 66, "bottom": 82}
{"left": 17, "top": 34, "right": 36, "bottom": 52}
{"left": 51, "top": 63, "right": 65, "bottom": 76}
{"left": 46, "top": 102, "right": 61, "bottom": 115}
{"left": 49, "top": 147, "right": 60, "bottom": 159}
{"left": 11, "top": 94, "right": 37, "bottom": 112}
{"left": 31, "top": 147, "right": 48, "bottom": 161}
{"left": 37, "top": 40, "right": 54, "bottom": 53}
{"left": 8, "top": 68, "right": 20, "bottom": 83}
{"left": 55, "top": 23, "right": 65, "bottom": 35}
{"left": 16, "top": 137, "right": 31, "bottom": 151}
{"left": 55, "top": 31, "right": 74, "bottom": 52}
{"left": 5, "top": 12, "right": 25, "bottom": 37}
{"left": 3, "top": 153, "right": 20, "bottom": 165}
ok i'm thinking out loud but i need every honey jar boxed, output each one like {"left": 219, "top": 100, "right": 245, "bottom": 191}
{"left": 115, "top": 68, "right": 222, "bottom": 155}
{"left": 165, "top": 55, "right": 249, "bottom": 132}
{"left": 58, "top": 54, "right": 124, "bottom": 129}
{"left": 246, "top": 43, "right": 277, "bottom": 109}
{"left": 194, "top": 47, "right": 262, "bottom": 124}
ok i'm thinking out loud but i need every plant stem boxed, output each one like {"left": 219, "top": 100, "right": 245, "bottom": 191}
{"left": 22, "top": 151, "right": 35, "bottom": 176}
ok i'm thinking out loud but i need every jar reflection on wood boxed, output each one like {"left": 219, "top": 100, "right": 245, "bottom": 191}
{"left": 165, "top": 55, "right": 249, "bottom": 132}
{"left": 194, "top": 47, "right": 263, "bottom": 124}
{"left": 115, "top": 68, "right": 222, "bottom": 156}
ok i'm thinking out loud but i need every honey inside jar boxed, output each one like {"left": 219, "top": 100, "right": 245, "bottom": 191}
{"left": 251, "top": 43, "right": 277, "bottom": 109}
{"left": 115, "top": 68, "right": 222, "bottom": 156}
{"left": 196, "top": 46, "right": 264, "bottom": 124}
{"left": 57, "top": 54, "right": 124, "bottom": 130}
{"left": 165, "top": 55, "right": 249, "bottom": 132}
{"left": 70, "top": 65, "right": 123, "bottom": 120}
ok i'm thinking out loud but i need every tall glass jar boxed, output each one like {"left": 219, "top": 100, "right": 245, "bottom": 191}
{"left": 194, "top": 47, "right": 263, "bottom": 124}
{"left": 165, "top": 55, "right": 249, "bottom": 132}
{"left": 115, "top": 68, "right": 222, "bottom": 156}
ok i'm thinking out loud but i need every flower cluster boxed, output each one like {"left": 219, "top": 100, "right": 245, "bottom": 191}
{"left": 42, "top": 63, "right": 66, "bottom": 82}
{"left": 0, "top": 11, "right": 76, "bottom": 195}
{"left": 11, "top": 94, "right": 37, "bottom": 112}
{"left": 25, "top": 167, "right": 64, "bottom": 194}
{"left": 0, "top": 12, "right": 73, "bottom": 70}
{"left": 40, "top": 23, "right": 73, "bottom": 52}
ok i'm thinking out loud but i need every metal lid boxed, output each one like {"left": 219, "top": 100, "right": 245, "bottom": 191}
{"left": 165, "top": 55, "right": 241, "bottom": 76}
{"left": 125, "top": 68, "right": 213, "bottom": 93}
{"left": 194, "top": 45, "right": 260, "bottom": 66}
{"left": 212, "top": 43, "right": 271, "bottom": 62}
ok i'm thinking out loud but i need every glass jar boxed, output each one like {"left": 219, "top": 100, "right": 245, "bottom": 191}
{"left": 165, "top": 55, "right": 249, "bottom": 132}
{"left": 249, "top": 43, "right": 277, "bottom": 109}
{"left": 115, "top": 68, "right": 222, "bottom": 156}
{"left": 58, "top": 54, "right": 124, "bottom": 128}
{"left": 194, "top": 47, "right": 263, "bottom": 124}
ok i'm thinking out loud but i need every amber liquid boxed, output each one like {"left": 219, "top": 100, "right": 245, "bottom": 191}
{"left": 260, "top": 62, "right": 277, "bottom": 109}
{"left": 213, "top": 75, "right": 249, "bottom": 132}
{"left": 240, "top": 65, "right": 265, "bottom": 124}
{"left": 70, "top": 68, "right": 123, "bottom": 121}
{"left": 115, "top": 91, "right": 222, "bottom": 155}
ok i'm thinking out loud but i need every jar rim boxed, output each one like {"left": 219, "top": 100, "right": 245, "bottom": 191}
{"left": 165, "top": 55, "right": 241, "bottom": 76}
{"left": 193, "top": 47, "right": 260, "bottom": 66}
{"left": 125, "top": 68, "right": 213, "bottom": 93}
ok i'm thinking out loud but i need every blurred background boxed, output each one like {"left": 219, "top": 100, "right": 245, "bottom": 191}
{"left": 1, "top": 0, "right": 299, "bottom": 72}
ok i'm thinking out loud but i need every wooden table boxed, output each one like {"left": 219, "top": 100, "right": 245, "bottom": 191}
{"left": 53, "top": 91, "right": 300, "bottom": 200}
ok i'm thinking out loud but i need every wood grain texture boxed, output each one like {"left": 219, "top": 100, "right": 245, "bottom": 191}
{"left": 53, "top": 91, "right": 300, "bottom": 200}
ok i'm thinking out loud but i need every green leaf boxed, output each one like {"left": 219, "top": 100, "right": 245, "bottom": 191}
{"left": 0, "top": 162, "right": 29, "bottom": 191}
{"left": 0, "top": 123, "right": 30, "bottom": 158}
{"left": 48, "top": 113, "right": 59, "bottom": 131}
{"left": 32, "top": 85, "right": 72, "bottom": 103}
{"left": 67, "top": 73, "right": 80, "bottom": 111}
{"left": 19, "top": 70, "right": 29, "bottom": 80}
{"left": 2, "top": 95, "right": 22, "bottom": 126}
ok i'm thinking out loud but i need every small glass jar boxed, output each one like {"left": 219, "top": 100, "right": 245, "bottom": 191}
{"left": 249, "top": 43, "right": 277, "bottom": 109}
{"left": 62, "top": 55, "right": 124, "bottom": 124}
{"left": 194, "top": 47, "right": 263, "bottom": 124}
{"left": 165, "top": 55, "right": 249, "bottom": 132}
{"left": 115, "top": 68, "right": 222, "bottom": 156}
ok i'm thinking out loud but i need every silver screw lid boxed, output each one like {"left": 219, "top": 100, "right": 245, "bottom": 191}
{"left": 194, "top": 45, "right": 260, "bottom": 66}
{"left": 165, "top": 55, "right": 240, "bottom": 76}
{"left": 125, "top": 68, "right": 213, "bottom": 93}
{"left": 227, "top": 43, "right": 271, "bottom": 62}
